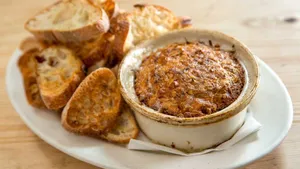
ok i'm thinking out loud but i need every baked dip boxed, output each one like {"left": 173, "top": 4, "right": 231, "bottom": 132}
{"left": 135, "top": 41, "right": 245, "bottom": 118}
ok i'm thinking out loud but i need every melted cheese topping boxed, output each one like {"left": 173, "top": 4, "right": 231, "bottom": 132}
{"left": 135, "top": 42, "right": 245, "bottom": 117}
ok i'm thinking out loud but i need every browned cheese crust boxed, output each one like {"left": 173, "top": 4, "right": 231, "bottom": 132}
{"left": 135, "top": 42, "right": 245, "bottom": 118}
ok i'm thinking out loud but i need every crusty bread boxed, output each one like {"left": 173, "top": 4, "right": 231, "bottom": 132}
{"left": 111, "top": 4, "right": 192, "bottom": 61}
{"left": 67, "top": 31, "right": 114, "bottom": 75}
{"left": 61, "top": 68, "right": 121, "bottom": 135}
{"left": 73, "top": 32, "right": 113, "bottom": 67}
{"left": 99, "top": 103, "right": 139, "bottom": 143}
{"left": 35, "top": 46, "right": 85, "bottom": 110}
{"left": 25, "top": 0, "right": 109, "bottom": 44}
{"left": 18, "top": 49, "right": 46, "bottom": 109}
{"left": 88, "top": 0, "right": 119, "bottom": 19}
{"left": 19, "top": 37, "right": 46, "bottom": 53}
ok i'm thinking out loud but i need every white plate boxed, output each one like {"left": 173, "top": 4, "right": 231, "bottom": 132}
{"left": 6, "top": 49, "right": 293, "bottom": 169}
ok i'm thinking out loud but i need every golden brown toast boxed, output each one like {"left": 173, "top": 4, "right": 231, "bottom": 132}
{"left": 73, "top": 32, "right": 113, "bottom": 66}
{"left": 67, "top": 31, "right": 115, "bottom": 75}
{"left": 18, "top": 49, "right": 46, "bottom": 108}
{"left": 99, "top": 103, "right": 139, "bottom": 143}
{"left": 88, "top": 0, "right": 119, "bottom": 19}
{"left": 25, "top": 0, "right": 109, "bottom": 44}
{"left": 111, "top": 4, "right": 192, "bottom": 61}
{"left": 35, "top": 46, "right": 85, "bottom": 110}
{"left": 61, "top": 68, "right": 121, "bottom": 135}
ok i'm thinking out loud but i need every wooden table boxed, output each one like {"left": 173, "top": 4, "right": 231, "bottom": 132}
{"left": 0, "top": 0, "right": 299, "bottom": 168}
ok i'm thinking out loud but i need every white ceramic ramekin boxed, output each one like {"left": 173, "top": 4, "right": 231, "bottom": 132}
{"left": 119, "top": 28, "right": 259, "bottom": 152}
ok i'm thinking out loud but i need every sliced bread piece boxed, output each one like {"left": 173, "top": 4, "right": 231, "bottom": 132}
{"left": 99, "top": 103, "right": 139, "bottom": 143}
{"left": 35, "top": 46, "right": 85, "bottom": 110}
{"left": 75, "top": 32, "right": 113, "bottom": 67}
{"left": 25, "top": 0, "right": 109, "bottom": 44}
{"left": 67, "top": 31, "right": 114, "bottom": 75}
{"left": 61, "top": 68, "right": 121, "bottom": 135}
{"left": 111, "top": 4, "right": 192, "bottom": 61}
{"left": 18, "top": 49, "right": 46, "bottom": 108}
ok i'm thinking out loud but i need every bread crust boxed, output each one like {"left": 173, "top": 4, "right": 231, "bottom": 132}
{"left": 99, "top": 103, "right": 139, "bottom": 144}
{"left": 110, "top": 12, "right": 131, "bottom": 61}
{"left": 111, "top": 4, "right": 192, "bottom": 61}
{"left": 61, "top": 68, "right": 121, "bottom": 136}
{"left": 24, "top": 0, "right": 110, "bottom": 44}
{"left": 18, "top": 49, "right": 46, "bottom": 108}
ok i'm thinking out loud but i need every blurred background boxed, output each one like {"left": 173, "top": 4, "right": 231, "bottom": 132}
{"left": 0, "top": 0, "right": 299, "bottom": 168}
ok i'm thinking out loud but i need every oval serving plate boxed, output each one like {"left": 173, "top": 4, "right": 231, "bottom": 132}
{"left": 6, "top": 49, "right": 293, "bottom": 169}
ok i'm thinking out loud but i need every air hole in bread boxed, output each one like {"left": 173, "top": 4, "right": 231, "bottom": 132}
{"left": 35, "top": 55, "right": 46, "bottom": 63}
{"left": 48, "top": 56, "right": 59, "bottom": 67}
{"left": 73, "top": 121, "right": 79, "bottom": 125}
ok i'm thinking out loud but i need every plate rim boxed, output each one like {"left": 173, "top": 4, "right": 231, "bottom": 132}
{"left": 6, "top": 49, "right": 294, "bottom": 169}
{"left": 229, "top": 58, "right": 294, "bottom": 168}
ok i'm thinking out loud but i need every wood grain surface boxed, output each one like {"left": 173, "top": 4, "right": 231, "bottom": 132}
{"left": 0, "top": 0, "right": 299, "bottom": 168}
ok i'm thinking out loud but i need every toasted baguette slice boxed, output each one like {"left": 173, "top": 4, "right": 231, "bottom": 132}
{"left": 35, "top": 46, "right": 85, "bottom": 110}
{"left": 62, "top": 68, "right": 121, "bottom": 135}
{"left": 25, "top": 0, "right": 109, "bottom": 44}
{"left": 67, "top": 32, "right": 114, "bottom": 75}
{"left": 88, "top": 0, "right": 119, "bottom": 19}
{"left": 112, "top": 4, "right": 192, "bottom": 60}
{"left": 74, "top": 32, "right": 113, "bottom": 67}
{"left": 99, "top": 104, "right": 139, "bottom": 143}
{"left": 19, "top": 37, "right": 46, "bottom": 53}
{"left": 18, "top": 49, "right": 46, "bottom": 108}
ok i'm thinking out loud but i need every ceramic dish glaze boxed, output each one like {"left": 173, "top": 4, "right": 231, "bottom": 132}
{"left": 119, "top": 28, "right": 259, "bottom": 152}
